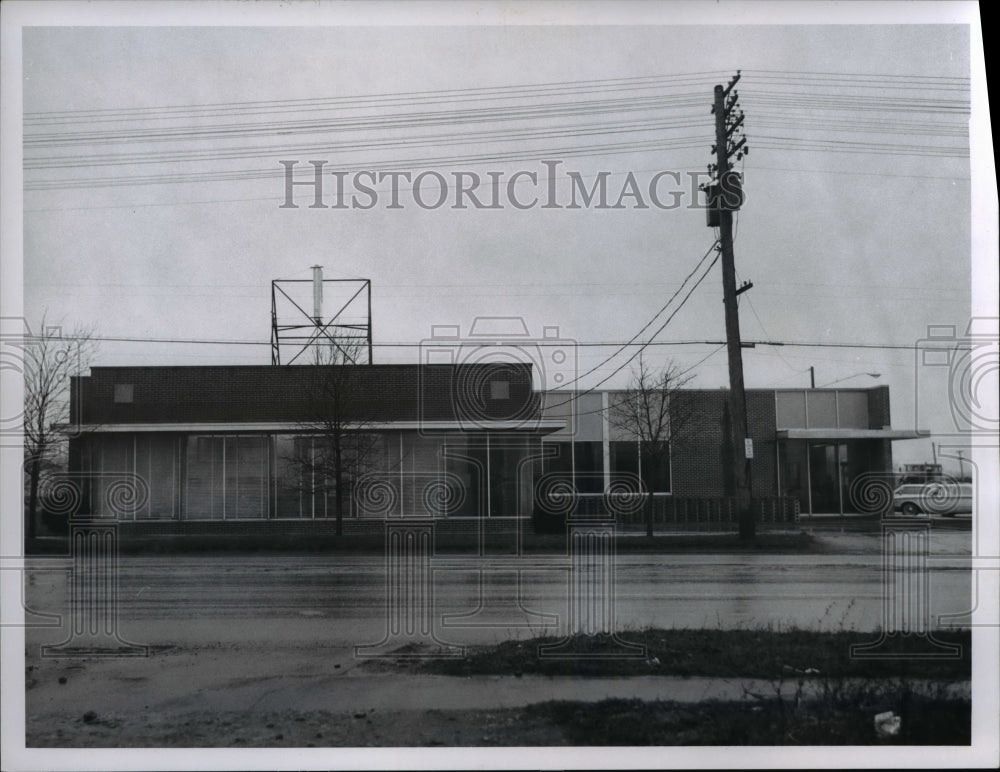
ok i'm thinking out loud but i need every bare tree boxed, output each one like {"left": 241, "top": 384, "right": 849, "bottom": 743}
{"left": 284, "top": 336, "right": 379, "bottom": 536}
{"left": 608, "top": 355, "right": 700, "bottom": 538}
{"left": 23, "top": 315, "right": 97, "bottom": 540}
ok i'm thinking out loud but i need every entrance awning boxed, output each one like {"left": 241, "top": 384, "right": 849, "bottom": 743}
{"left": 776, "top": 428, "right": 925, "bottom": 441}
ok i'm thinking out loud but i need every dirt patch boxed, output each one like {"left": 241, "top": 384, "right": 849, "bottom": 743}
{"left": 27, "top": 707, "right": 571, "bottom": 747}
{"left": 526, "top": 693, "right": 971, "bottom": 745}
{"left": 27, "top": 692, "right": 971, "bottom": 747}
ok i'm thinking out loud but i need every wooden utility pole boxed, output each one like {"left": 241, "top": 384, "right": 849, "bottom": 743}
{"left": 710, "top": 72, "right": 755, "bottom": 539}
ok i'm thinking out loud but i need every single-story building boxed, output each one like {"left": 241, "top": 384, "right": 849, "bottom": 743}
{"left": 59, "top": 363, "right": 919, "bottom": 524}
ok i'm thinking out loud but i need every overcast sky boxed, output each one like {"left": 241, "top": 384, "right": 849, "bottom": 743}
{"left": 4, "top": 1, "right": 995, "bottom": 472}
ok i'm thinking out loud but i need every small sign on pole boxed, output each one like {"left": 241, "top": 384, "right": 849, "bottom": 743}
{"left": 744, "top": 438, "right": 754, "bottom": 459}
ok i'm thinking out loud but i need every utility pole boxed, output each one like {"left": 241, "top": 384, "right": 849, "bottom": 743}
{"left": 709, "top": 71, "right": 754, "bottom": 539}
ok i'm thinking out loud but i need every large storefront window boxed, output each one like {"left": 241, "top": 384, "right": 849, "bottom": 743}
{"left": 399, "top": 434, "right": 446, "bottom": 516}
{"left": 573, "top": 441, "right": 603, "bottom": 493}
{"left": 541, "top": 441, "right": 573, "bottom": 482}
{"left": 80, "top": 434, "right": 186, "bottom": 520}
{"left": 273, "top": 432, "right": 391, "bottom": 519}
{"left": 610, "top": 441, "right": 638, "bottom": 484}
{"left": 781, "top": 438, "right": 884, "bottom": 515}
{"left": 540, "top": 441, "right": 611, "bottom": 493}
{"left": 611, "top": 440, "right": 673, "bottom": 493}
{"left": 83, "top": 429, "right": 541, "bottom": 521}
{"left": 640, "top": 441, "right": 671, "bottom": 494}
{"left": 184, "top": 435, "right": 269, "bottom": 520}
{"left": 442, "top": 434, "right": 486, "bottom": 517}
{"left": 488, "top": 435, "right": 532, "bottom": 516}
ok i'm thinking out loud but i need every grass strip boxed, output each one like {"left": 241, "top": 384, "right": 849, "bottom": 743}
{"left": 410, "top": 628, "right": 971, "bottom": 680}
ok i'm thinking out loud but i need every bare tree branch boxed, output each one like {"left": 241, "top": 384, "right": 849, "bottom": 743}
{"left": 23, "top": 313, "right": 98, "bottom": 540}
{"left": 608, "top": 353, "right": 700, "bottom": 537}
{"left": 281, "top": 336, "right": 384, "bottom": 534}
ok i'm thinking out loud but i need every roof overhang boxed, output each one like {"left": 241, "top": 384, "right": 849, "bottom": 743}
{"left": 776, "top": 428, "right": 925, "bottom": 441}
{"left": 59, "top": 420, "right": 566, "bottom": 436}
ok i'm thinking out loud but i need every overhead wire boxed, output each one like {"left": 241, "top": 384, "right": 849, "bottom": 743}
{"left": 553, "top": 239, "right": 720, "bottom": 392}
{"left": 543, "top": 245, "right": 722, "bottom": 410}
{"left": 23, "top": 68, "right": 970, "bottom": 194}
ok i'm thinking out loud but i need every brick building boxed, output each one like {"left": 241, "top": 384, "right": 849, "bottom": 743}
{"left": 61, "top": 364, "right": 918, "bottom": 524}
{"left": 541, "top": 386, "right": 918, "bottom": 517}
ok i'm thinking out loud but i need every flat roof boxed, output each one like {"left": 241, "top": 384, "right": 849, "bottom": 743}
{"left": 60, "top": 420, "right": 566, "bottom": 435}
{"left": 776, "top": 428, "right": 925, "bottom": 440}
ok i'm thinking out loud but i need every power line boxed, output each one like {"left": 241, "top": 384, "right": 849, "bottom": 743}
{"left": 24, "top": 72, "right": 731, "bottom": 122}
{"left": 554, "top": 239, "right": 719, "bottom": 391}
{"left": 529, "top": 246, "right": 721, "bottom": 411}
{"left": 19, "top": 334, "right": 961, "bottom": 352}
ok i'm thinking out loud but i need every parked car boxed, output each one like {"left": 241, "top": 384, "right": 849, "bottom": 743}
{"left": 892, "top": 482, "right": 973, "bottom": 517}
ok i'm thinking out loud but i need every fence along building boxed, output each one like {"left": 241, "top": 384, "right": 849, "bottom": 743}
{"left": 61, "top": 364, "right": 916, "bottom": 524}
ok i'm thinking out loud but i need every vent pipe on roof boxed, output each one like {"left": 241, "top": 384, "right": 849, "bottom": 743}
{"left": 311, "top": 265, "right": 323, "bottom": 323}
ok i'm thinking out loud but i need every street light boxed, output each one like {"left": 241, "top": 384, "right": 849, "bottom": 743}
{"left": 815, "top": 372, "right": 881, "bottom": 388}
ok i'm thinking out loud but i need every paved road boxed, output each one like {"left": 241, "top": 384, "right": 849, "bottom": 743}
{"left": 17, "top": 530, "right": 977, "bottom": 750}
{"left": 21, "top": 531, "right": 973, "bottom": 653}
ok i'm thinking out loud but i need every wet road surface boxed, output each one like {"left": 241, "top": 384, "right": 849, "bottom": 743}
{"left": 21, "top": 531, "right": 974, "bottom": 652}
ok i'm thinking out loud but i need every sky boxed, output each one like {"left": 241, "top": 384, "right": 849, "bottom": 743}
{"left": 4, "top": 2, "right": 995, "bottom": 478}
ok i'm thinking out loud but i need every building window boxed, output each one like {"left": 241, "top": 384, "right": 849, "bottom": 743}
{"left": 539, "top": 441, "right": 602, "bottom": 494}
{"left": 184, "top": 434, "right": 268, "bottom": 520}
{"left": 775, "top": 391, "right": 807, "bottom": 428}
{"left": 113, "top": 384, "right": 134, "bottom": 403}
{"left": 490, "top": 380, "right": 510, "bottom": 400}
{"left": 610, "top": 441, "right": 639, "bottom": 483}
{"left": 573, "top": 441, "right": 603, "bottom": 493}
{"left": 806, "top": 391, "right": 838, "bottom": 428}
{"left": 612, "top": 440, "right": 670, "bottom": 494}
{"left": 640, "top": 441, "right": 671, "bottom": 494}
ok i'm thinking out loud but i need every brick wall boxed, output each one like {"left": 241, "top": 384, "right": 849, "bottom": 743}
{"left": 71, "top": 363, "right": 537, "bottom": 425}
{"left": 867, "top": 385, "right": 891, "bottom": 429}
{"left": 669, "top": 389, "right": 778, "bottom": 498}
{"left": 746, "top": 390, "right": 778, "bottom": 498}
{"left": 670, "top": 390, "right": 727, "bottom": 497}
